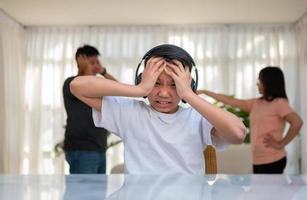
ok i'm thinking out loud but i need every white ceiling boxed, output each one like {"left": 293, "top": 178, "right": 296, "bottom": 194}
{"left": 0, "top": 0, "right": 306, "bottom": 26}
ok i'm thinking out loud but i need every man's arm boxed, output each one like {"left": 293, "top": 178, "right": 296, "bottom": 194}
{"left": 99, "top": 67, "right": 118, "bottom": 82}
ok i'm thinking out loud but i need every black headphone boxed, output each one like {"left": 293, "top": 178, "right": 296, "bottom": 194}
{"left": 134, "top": 44, "right": 198, "bottom": 93}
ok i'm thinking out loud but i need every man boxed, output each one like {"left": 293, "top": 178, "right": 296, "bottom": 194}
{"left": 63, "top": 44, "right": 117, "bottom": 173}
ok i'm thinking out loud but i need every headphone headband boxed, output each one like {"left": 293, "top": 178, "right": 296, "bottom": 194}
{"left": 142, "top": 44, "right": 195, "bottom": 70}
{"left": 135, "top": 44, "right": 198, "bottom": 94}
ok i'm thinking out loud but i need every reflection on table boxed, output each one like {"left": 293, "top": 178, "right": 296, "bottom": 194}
{"left": 0, "top": 174, "right": 306, "bottom": 200}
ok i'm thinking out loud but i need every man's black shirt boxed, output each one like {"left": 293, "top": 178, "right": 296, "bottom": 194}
{"left": 63, "top": 76, "right": 108, "bottom": 152}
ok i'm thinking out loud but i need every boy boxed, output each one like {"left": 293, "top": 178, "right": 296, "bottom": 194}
{"left": 70, "top": 44, "right": 246, "bottom": 174}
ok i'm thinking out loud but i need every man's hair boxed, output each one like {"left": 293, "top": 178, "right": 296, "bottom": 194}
{"left": 75, "top": 44, "right": 100, "bottom": 59}
{"left": 259, "top": 66, "right": 288, "bottom": 101}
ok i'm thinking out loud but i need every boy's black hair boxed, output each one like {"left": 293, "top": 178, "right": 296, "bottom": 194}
{"left": 259, "top": 66, "right": 288, "bottom": 101}
{"left": 143, "top": 44, "right": 195, "bottom": 72}
{"left": 75, "top": 45, "right": 100, "bottom": 59}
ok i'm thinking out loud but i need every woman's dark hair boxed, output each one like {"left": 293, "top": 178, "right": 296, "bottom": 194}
{"left": 259, "top": 66, "right": 288, "bottom": 101}
{"left": 75, "top": 44, "right": 100, "bottom": 59}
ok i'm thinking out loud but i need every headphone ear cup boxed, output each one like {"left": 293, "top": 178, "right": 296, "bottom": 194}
{"left": 183, "top": 78, "right": 196, "bottom": 104}
{"left": 135, "top": 73, "right": 142, "bottom": 85}
{"left": 191, "top": 78, "right": 196, "bottom": 93}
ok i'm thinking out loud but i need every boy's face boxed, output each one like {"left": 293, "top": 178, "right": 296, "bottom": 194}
{"left": 147, "top": 70, "right": 181, "bottom": 114}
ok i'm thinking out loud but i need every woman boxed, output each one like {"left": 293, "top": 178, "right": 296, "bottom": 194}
{"left": 198, "top": 66, "right": 303, "bottom": 174}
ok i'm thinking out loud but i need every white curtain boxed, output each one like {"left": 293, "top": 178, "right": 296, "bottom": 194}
{"left": 296, "top": 13, "right": 307, "bottom": 174}
{"left": 23, "top": 24, "right": 301, "bottom": 174}
{"left": 0, "top": 10, "right": 25, "bottom": 173}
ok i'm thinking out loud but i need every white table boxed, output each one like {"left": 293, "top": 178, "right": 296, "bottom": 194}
{"left": 0, "top": 174, "right": 306, "bottom": 200}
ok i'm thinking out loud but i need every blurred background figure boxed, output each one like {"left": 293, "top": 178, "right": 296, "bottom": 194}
{"left": 198, "top": 66, "right": 303, "bottom": 174}
{"left": 63, "top": 44, "right": 117, "bottom": 174}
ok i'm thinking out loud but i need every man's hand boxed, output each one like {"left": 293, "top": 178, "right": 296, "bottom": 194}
{"left": 77, "top": 55, "right": 93, "bottom": 75}
{"left": 94, "top": 62, "right": 106, "bottom": 74}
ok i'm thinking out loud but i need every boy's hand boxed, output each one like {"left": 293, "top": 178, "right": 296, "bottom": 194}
{"left": 77, "top": 55, "right": 92, "bottom": 75}
{"left": 164, "top": 60, "right": 193, "bottom": 99}
{"left": 138, "top": 57, "right": 165, "bottom": 96}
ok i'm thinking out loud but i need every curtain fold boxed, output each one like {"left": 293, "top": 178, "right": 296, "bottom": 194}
{"left": 0, "top": 10, "right": 25, "bottom": 174}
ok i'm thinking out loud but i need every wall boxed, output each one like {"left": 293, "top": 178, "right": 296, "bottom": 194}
{"left": 0, "top": 10, "right": 25, "bottom": 173}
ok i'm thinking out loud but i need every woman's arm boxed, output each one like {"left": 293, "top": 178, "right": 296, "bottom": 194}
{"left": 264, "top": 112, "right": 303, "bottom": 149}
{"left": 197, "top": 89, "right": 251, "bottom": 112}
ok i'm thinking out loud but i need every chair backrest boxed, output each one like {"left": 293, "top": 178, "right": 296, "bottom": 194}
{"left": 203, "top": 145, "right": 217, "bottom": 174}
{"left": 111, "top": 163, "right": 125, "bottom": 174}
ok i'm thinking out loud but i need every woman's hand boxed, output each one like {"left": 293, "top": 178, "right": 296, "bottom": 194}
{"left": 263, "top": 133, "right": 283, "bottom": 150}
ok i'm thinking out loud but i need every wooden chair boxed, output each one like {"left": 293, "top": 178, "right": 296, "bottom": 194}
{"left": 204, "top": 145, "right": 217, "bottom": 174}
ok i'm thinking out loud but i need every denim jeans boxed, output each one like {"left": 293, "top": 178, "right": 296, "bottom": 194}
{"left": 65, "top": 150, "right": 106, "bottom": 174}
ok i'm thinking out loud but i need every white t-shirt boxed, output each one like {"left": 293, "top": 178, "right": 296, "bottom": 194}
{"left": 93, "top": 96, "right": 220, "bottom": 174}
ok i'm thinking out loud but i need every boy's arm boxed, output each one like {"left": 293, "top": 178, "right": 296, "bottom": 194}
{"left": 185, "top": 93, "right": 246, "bottom": 144}
{"left": 70, "top": 57, "right": 165, "bottom": 111}
{"left": 70, "top": 76, "right": 143, "bottom": 111}
{"left": 74, "top": 56, "right": 118, "bottom": 111}
{"left": 165, "top": 62, "right": 246, "bottom": 144}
